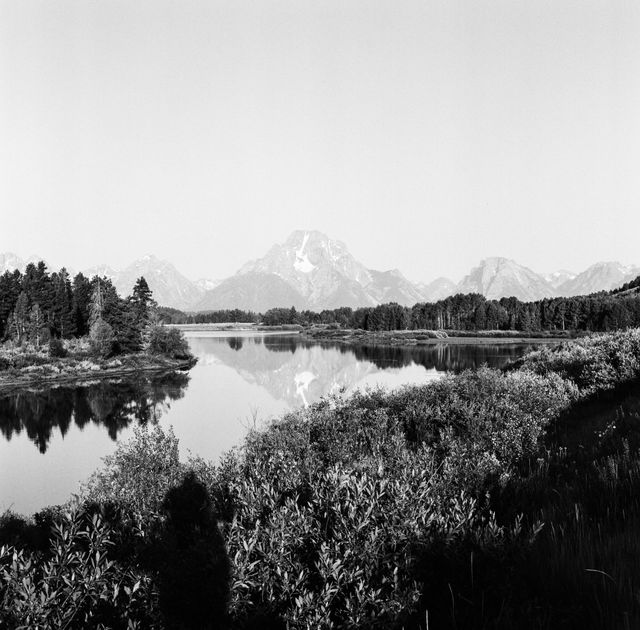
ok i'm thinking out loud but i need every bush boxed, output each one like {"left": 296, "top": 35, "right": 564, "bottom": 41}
{"left": 83, "top": 425, "right": 185, "bottom": 525}
{"left": 516, "top": 329, "right": 640, "bottom": 394}
{"left": 48, "top": 337, "right": 67, "bottom": 358}
{"left": 0, "top": 510, "right": 157, "bottom": 629}
{"left": 147, "top": 325, "right": 192, "bottom": 359}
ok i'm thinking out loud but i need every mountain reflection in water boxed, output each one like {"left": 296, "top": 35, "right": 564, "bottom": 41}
{"left": 1, "top": 333, "right": 542, "bottom": 515}
{"left": 199, "top": 334, "right": 539, "bottom": 409}
{"left": 0, "top": 373, "right": 190, "bottom": 454}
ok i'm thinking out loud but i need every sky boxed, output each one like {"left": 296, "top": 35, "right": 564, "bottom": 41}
{"left": 1, "top": 0, "right": 639, "bottom": 284}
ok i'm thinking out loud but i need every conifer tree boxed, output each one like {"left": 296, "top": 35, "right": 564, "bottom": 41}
{"left": 51, "top": 268, "right": 75, "bottom": 338}
{"left": 71, "top": 273, "right": 93, "bottom": 336}
{"left": 0, "top": 269, "right": 22, "bottom": 338}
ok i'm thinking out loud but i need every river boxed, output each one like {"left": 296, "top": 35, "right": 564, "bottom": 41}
{"left": 0, "top": 332, "right": 540, "bottom": 515}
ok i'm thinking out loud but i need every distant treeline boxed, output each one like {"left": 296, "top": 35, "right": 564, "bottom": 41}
{"left": 157, "top": 307, "right": 261, "bottom": 325}
{"left": 158, "top": 279, "right": 640, "bottom": 333}
{"left": 0, "top": 261, "right": 154, "bottom": 353}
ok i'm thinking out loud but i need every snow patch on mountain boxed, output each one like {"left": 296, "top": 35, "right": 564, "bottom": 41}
{"left": 294, "top": 232, "right": 316, "bottom": 273}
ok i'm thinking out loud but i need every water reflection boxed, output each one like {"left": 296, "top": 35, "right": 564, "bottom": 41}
{"left": 0, "top": 333, "right": 542, "bottom": 515}
{"left": 0, "top": 373, "right": 190, "bottom": 454}
{"left": 194, "top": 334, "right": 537, "bottom": 409}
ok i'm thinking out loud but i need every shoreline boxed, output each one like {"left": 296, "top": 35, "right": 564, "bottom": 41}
{"left": 0, "top": 354, "right": 197, "bottom": 394}
{"left": 299, "top": 328, "right": 573, "bottom": 347}
{"left": 171, "top": 322, "right": 575, "bottom": 346}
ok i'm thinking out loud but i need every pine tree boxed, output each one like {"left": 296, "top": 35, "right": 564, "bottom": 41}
{"left": 128, "top": 276, "right": 156, "bottom": 350}
{"left": 0, "top": 269, "right": 22, "bottom": 339}
{"left": 71, "top": 273, "right": 93, "bottom": 336}
{"left": 51, "top": 268, "right": 75, "bottom": 338}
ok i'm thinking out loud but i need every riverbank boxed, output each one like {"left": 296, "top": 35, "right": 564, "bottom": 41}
{"left": 301, "top": 326, "right": 576, "bottom": 346}
{"left": 0, "top": 352, "right": 197, "bottom": 393}
{"left": 172, "top": 322, "right": 303, "bottom": 333}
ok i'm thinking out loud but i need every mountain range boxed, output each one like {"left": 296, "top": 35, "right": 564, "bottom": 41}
{"left": 1, "top": 232, "right": 639, "bottom": 311}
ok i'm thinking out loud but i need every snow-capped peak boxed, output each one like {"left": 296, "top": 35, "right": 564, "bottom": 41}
{"left": 294, "top": 232, "right": 316, "bottom": 274}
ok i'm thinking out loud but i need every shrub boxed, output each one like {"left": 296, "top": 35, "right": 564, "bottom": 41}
{"left": 0, "top": 510, "right": 156, "bottom": 629}
{"left": 83, "top": 425, "right": 185, "bottom": 525}
{"left": 516, "top": 329, "right": 640, "bottom": 395}
{"left": 48, "top": 337, "right": 67, "bottom": 358}
{"left": 147, "top": 325, "right": 192, "bottom": 359}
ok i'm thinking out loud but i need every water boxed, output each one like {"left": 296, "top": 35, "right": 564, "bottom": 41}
{"left": 0, "top": 332, "right": 539, "bottom": 515}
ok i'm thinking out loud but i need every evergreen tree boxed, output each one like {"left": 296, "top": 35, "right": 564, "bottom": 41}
{"left": 0, "top": 269, "right": 22, "bottom": 339}
{"left": 71, "top": 273, "right": 93, "bottom": 336}
{"left": 128, "top": 277, "right": 156, "bottom": 351}
{"left": 51, "top": 268, "right": 75, "bottom": 338}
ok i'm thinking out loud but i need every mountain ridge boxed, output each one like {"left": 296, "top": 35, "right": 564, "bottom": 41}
{"left": 2, "top": 233, "right": 639, "bottom": 310}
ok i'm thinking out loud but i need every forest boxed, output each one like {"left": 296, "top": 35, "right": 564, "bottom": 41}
{"left": 0, "top": 262, "right": 156, "bottom": 356}
{"left": 157, "top": 277, "right": 640, "bottom": 333}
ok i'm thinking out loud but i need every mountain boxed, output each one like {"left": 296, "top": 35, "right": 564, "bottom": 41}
{"left": 0, "top": 253, "right": 50, "bottom": 274}
{"left": 557, "top": 262, "right": 640, "bottom": 297}
{"left": 238, "top": 230, "right": 376, "bottom": 308}
{"left": 194, "top": 272, "right": 306, "bottom": 312}
{"left": 0, "top": 253, "right": 25, "bottom": 274}
{"left": 112, "top": 255, "right": 203, "bottom": 311}
{"left": 543, "top": 270, "right": 577, "bottom": 290}
{"left": 366, "top": 269, "right": 426, "bottom": 306}
{"left": 195, "top": 278, "right": 222, "bottom": 292}
{"left": 83, "top": 264, "right": 118, "bottom": 282}
{"left": 417, "top": 277, "right": 457, "bottom": 302}
{"left": 455, "top": 257, "right": 557, "bottom": 302}
{"left": 196, "top": 230, "right": 421, "bottom": 311}
{"left": 4, "top": 241, "right": 640, "bottom": 312}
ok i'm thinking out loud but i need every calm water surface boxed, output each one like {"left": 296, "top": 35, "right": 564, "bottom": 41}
{"left": 0, "top": 333, "right": 539, "bottom": 515}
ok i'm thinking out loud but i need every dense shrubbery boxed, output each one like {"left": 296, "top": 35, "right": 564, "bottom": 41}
{"left": 147, "top": 326, "right": 192, "bottom": 360}
{"left": 47, "top": 336, "right": 67, "bottom": 358}
{"left": 513, "top": 329, "right": 640, "bottom": 394}
{"left": 2, "top": 329, "right": 640, "bottom": 628}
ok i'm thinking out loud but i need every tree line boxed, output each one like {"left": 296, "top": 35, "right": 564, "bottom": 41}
{"left": 158, "top": 280, "right": 640, "bottom": 333}
{"left": 0, "top": 261, "right": 155, "bottom": 354}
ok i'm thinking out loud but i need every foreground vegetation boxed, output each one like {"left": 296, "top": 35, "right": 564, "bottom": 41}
{"left": 2, "top": 330, "right": 640, "bottom": 628}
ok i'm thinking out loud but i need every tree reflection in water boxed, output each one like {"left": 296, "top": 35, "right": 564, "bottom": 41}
{"left": 0, "top": 373, "right": 190, "bottom": 454}
{"left": 261, "top": 334, "right": 535, "bottom": 372}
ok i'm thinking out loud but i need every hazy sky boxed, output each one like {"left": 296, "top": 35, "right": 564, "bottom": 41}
{"left": 1, "top": 0, "right": 639, "bottom": 283}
